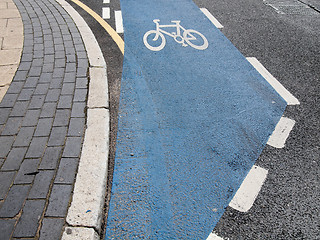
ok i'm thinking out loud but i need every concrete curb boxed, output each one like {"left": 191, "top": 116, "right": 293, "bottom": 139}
{"left": 55, "top": 0, "right": 110, "bottom": 238}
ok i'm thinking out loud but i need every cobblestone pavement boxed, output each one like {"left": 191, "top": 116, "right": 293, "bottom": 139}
{"left": 0, "top": 0, "right": 89, "bottom": 238}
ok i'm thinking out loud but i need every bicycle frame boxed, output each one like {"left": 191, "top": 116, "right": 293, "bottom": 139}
{"left": 153, "top": 19, "right": 186, "bottom": 40}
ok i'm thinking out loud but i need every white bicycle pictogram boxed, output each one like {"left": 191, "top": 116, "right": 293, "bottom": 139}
{"left": 143, "top": 19, "right": 209, "bottom": 51}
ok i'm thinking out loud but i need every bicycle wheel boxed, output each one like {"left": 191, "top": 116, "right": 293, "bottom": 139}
{"left": 183, "top": 29, "right": 208, "bottom": 50}
{"left": 143, "top": 30, "right": 166, "bottom": 51}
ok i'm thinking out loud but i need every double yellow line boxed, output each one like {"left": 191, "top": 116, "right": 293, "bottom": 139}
{"left": 71, "top": 0, "right": 124, "bottom": 55}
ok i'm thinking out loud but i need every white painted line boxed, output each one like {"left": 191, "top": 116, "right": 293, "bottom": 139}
{"left": 103, "top": 0, "right": 110, "bottom": 3}
{"left": 102, "top": 7, "right": 110, "bottom": 19}
{"left": 247, "top": 57, "right": 300, "bottom": 105}
{"left": 115, "top": 10, "right": 124, "bottom": 33}
{"left": 207, "top": 232, "right": 224, "bottom": 240}
{"left": 229, "top": 165, "right": 268, "bottom": 212}
{"left": 267, "top": 117, "right": 295, "bottom": 148}
{"left": 200, "top": 8, "right": 223, "bottom": 29}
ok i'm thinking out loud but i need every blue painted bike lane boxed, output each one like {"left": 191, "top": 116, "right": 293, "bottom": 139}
{"left": 106, "top": 0, "right": 287, "bottom": 239}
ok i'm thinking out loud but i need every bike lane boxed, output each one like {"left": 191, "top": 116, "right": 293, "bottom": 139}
{"left": 106, "top": 0, "right": 287, "bottom": 239}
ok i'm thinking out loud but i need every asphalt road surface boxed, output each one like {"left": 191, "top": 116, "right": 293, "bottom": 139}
{"left": 67, "top": 0, "right": 319, "bottom": 239}
{"left": 193, "top": 0, "right": 320, "bottom": 239}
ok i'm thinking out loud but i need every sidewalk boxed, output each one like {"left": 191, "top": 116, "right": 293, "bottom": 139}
{"left": 0, "top": 0, "right": 109, "bottom": 239}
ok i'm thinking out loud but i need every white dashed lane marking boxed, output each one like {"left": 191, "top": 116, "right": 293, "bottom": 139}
{"left": 201, "top": 8, "right": 224, "bottom": 29}
{"left": 207, "top": 232, "right": 225, "bottom": 240}
{"left": 229, "top": 165, "right": 268, "bottom": 212}
{"left": 115, "top": 10, "right": 124, "bottom": 33}
{"left": 247, "top": 57, "right": 300, "bottom": 105}
{"left": 102, "top": 7, "right": 110, "bottom": 19}
{"left": 267, "top": 117, "right": 296, "bottom": 148}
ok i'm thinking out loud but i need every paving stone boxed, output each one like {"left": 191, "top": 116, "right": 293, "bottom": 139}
{"left": 0, "top": 158, "right": 4, "bottom": 167}
{"left": 13, "top": 71, "right": 28, "bottom": 81}
{"left": 28, "top": 95, "right": 45, "bottom": 109}
{"left": 57, "top": 95, "right": 72, "bottom": 109}
{"left": 10, "top": 101, "right": 29, "bottom": 117}
{"left": 21, "top": 53, "right": 33, "bottom": 62}
{"left": 34, "top": 83, "right": 49, "bottom": 95}
{"left": 0, "top": 93, "right": 18, "bottom": 108}
{"left": 24, "top": 77, "right": 39, "bottom": 88}
{"left": 13, "top": 127, "right": 35, "bottom": 147}
{"left": 31, "top": 58, "right": 44, "bottom": 67}
{"left": 28, "top": 66, "right": 42, "bottom": 77}
{"left": 64, "top": 72, "right": 76, "bottom": 83}
{"left": 55, "top": 58, "right": 66, "bottom": 68}
{"left": 25, "top": 137, "right": 48, "bottom": 158}
{"left": 2, "top": 147, "right": 28, "bottom": 170}
{"left": 53, "top": 109, "right": 70, "bottom": 127}
{"left": 77, "top": 58, "right": 89, "bottom": 69}
{"left": 47, "top": 126, "right": 67, "bottom": 147}
{"left": 63, "top": 41, "right": 73, "bottom": 49}
{"left": 6, "top": 82, "right": 24, "bottom": 94}
{"left": 52, "top": 68, "right": 64, "bottom": 78}
{"left": 22, "top": 109, "right": 40, "bottom": 127}
{"left": 54, "top": 44, "right": 64, "bottom": 52}
{"left": 0, "top": 219, "right": 16, "bottom": 240}
{"left": 65, "top": 62, "right": 76, "bottom": 73}
{"left": 73, "top": 89, "right": 87, "bottom": 102}
{"left": 39, "top": 146, "right": 62, "bottom": 170}
{"left": 44, "top": 47, "right": 55, "bottom": 55}
{"left": 39, "top": 72, "right": 53, "bottom": 83}
{"left": 34, "top": 118, "right": 53, "bottom": 137}
{"left": 61, "top": 82, "right": 75, "bottom": 95}
{"left": 0, "top": 136, "right": 15, "bottom": 158}
{"left": 45, "top": 89, "right": 61, "bottom": 102}
{"left": 55, "top": 158, "right": 78, "bottom": 184}
{"left": 75, "top": 77, "right": 88, "bottom": 89}
{"left": 46, "top": 184, "right": 73, "bottom": 217}
{"left": 0, "top": 185, "right": 30, "bottom": 218}
{"left": 13, "top": 200, "right": 46, "bottom": 238}
{"left": 76, "top": 67, "right": 87, "bottom": 78}
{"left": 1, "top": 117, "right": 23, "bottom": 136}
{"left": 62, "top": 35, "right": 72, "bottom": 42}
{"left": 14, "top": 159, "right": 40, "bottom": 184}
{"left": 53, "top": 37, "right": 63, "bottom": 45}
{"left": 40, "top": 102, "right": 57, "bottom": 118}
{"left": 0, "top": 172, "right": 16, "bottom": 200}
{"left": 66, "top": 54, "right": 76, "bottom": 63}
{"left": 49, "top": 77, "right": 63, "bottom": 89}
{"left": 39, "top": 218, "right": 64, "bottom": 240}
{"left": 75, "top": 45, "right": 86, "bottom": 53}
{"left": 18, "top": 62, "right": 32, "bottom": 71}
{"left": 62, "top": 137, "right": 82, "bottom": 158}
{"left": 21, "top": 44, "right": 33, "bottom": 53}
{"left": 34, "top": 50, "right": 44, "bottom": 59}
{"left": 28, "top": 170, "right": 55, "bottom": 199}
{"left": 0, "top": 108, "right": 11, "bottom": 125}
{"left": 71, "top": 102, "right": 86, "bottom": 118}
{"left": 42, "top": 63, "right": 54, "bottom": 73}
{"left": 17, "top": 89, "right": 34, "bottom": 101}
{"left": 68, "top": 118, "right": 85, "bottom": 137}
{"left": 44, "top": 54, "right": 54, "bottom": 63}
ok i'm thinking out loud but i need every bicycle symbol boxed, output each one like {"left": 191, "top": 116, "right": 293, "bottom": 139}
{"left": 143, "top": 19, "right": 209, "bottom": 51}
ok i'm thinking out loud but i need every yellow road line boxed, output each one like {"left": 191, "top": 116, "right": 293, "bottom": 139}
{"left": 71, "top": 0, "right": 124, "bottom": 55}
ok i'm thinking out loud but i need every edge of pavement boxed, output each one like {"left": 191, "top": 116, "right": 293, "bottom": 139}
{"left": 55, "top": 0, "right": 109, "bottom": 239}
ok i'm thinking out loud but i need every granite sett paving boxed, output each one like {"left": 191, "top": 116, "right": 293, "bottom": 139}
{"left": 0, "top": 0, "right": 90, "bottom": 238}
